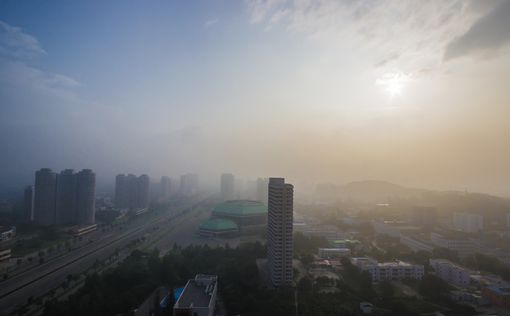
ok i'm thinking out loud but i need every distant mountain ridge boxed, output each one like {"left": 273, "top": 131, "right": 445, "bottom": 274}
{"left": 338, "top": 180, "right": 427, "bottom": 201}
{"left": 335, "top": 180, "right": 510, "bottom": 219}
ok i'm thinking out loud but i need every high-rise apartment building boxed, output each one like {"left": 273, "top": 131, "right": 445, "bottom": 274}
{"left": 115, "top": 173, "right": 150, "bottom": 210}
{"left": 55, "top": 169, "right": 77, "bottom": 225}
{"left": 180, "top": 173, "right": 199, "bottom": 197}
{"left": 137, "top": 174, "right": 150, "bottom": 209}
{"left": 76, "top": 169, "right": 96, "bottom": 225}
{"left": 115, "top": 174, "right": 129, "bottom": 209}
{"left": 23, "top": 185, "right": 34, "bottom": 222}
{"left": 160, "top": 176, "right": 172, "bottom": 198}
{"left": 267, "top": 177, "right": 294, "bottom": 287}
{"left": 220, "top": 173, "right": 235, "bottom": 201}
{"left": 256, "top": 178, "right": 268, "bottom": 205}
{"left": 32, "top": 168, "right": 95, "bottom": 226}
{"left": 33, "top": 168, "right": 57, "bottom": 226}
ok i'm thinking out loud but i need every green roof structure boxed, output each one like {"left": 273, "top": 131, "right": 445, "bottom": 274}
{"left": 199, "top": 218, "right": 239, "bottom": 232}
{"left": 212, "top": 200, "right": 267, "bottom": 217}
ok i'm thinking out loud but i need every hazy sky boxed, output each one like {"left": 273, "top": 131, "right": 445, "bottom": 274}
{"left": 1, "top": 0, "right": 510, "bottom": 195}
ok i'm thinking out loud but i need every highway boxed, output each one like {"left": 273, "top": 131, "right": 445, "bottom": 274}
{"left": 0, "top": 196, "right": 210, "bottom": 315}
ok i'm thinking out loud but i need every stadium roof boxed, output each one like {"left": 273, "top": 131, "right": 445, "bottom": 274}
{"left": 199, "top": 218, "right": 238, "bottom": 231}
{"left": 213, "top": 200, "right": 267, "bottom": 217}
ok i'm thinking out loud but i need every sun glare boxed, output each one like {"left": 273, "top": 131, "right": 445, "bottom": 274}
{"left": 376, "top": 72, "right": 411, "bottom": 98}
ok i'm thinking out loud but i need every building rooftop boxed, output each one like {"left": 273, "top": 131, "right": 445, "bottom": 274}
{"left": 212, "top": 200, "right": 267, "bottom": 217}
{"left": 175, "top": 275, "right": 217, "bottom": 308}
{"left": 486, "top": 284, "right": 510, "bottom": 296}
{"left": 199, "top": 218, "right": 238, "bottom": 232}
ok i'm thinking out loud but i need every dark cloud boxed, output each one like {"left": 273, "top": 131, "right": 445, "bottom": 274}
{"left": 444, "top": 1, "right": 510, "bottom": 60}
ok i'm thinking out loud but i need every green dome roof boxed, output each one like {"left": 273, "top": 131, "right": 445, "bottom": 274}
{"left": 199, "top": 218, "right": 239, "bottom": 231}
{"left": 213, "top": 200, "right": 267, "bottom": 217}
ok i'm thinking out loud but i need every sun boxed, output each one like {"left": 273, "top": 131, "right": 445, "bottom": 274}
{"left": 376, "top": 72, "right": 411, "bottom": 98}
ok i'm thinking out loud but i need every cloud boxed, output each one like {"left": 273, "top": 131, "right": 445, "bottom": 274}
{"left": 204, "top": 18, "right": 219, "bottom": 28}
{"left": 0, "top": 20, "right": 82, "bottom": 108}
{"left": 0, "top": 20, "right": 46, "bottom": 60}
{"left": 245, "top": 0, "right": 287, "bottom": 23}
{"left": 245, "top": 0, "right": 501, "bottom": 75}
{"left": 444, "top": 1, "right": 510, "bottom": 60}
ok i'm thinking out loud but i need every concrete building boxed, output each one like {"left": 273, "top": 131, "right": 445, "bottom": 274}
{"left": 23, "top": 185, "right": 34, "bottom": 222}
{"left": 430, "top": 232, "right": 477, "bottom": 256}
{"left": 160, "top": 176, "right": 172, "bottom": 198}
{"left": 411, "top": 206, "right": 437, "bottom": 229}
{"left": 400, "top": 235, "right": 434, "bottom": 253}
{"left": 134, "top": 286, "right": 170, "bottom": 316}
{"left": 256, "top": 178, "right": 268, "bottom": 205}
{"left": 127, "top": 174, "right": 138, "bottom": 209}
{"left": 482, "top": 284, "right": 510, "bottom": 308}
{"left": 267, "top": 177, "right": 294, "bottom": 287}
{"left": 452, "top": 212, "right": 483, "bottom": 233}
{"left": 429, "top": 259, "right": 472, "bottom": 287}
{"left": 0, "top": 226, "right": 16, "bottom": 242}
{"left": 220, "top": 173, "right": 235, "bottom": 201}
{"left": 180, "top": 173, "right": 199, "bottom": 197}
{"left": 115, "top": 174, "right": 129, "bottom": 209}
{"left": 372, "top": 220, "right": 402, "bottom": 238}
{"left": 34, "top": 168, "right": 57, "bottom": 226}
{"left": 212, "top": 200, "right": 267, "bottom": 226}
{"left": 318, "top": 248, "right": 351, "bottom": 259}
{"left": 115, "top": 174, "right": 150, "bottom": 210}
{"left": 199, "top": 218, "right": 239, "bottom": 238}
{"left": 137, "top": 174, "right": 150, "bottom": 209}
{"left": 351, "top": 257, "right": 424, "bottom": 282}
{"left": 55, "top": 169, "right": 77, "bottom": 225}
{"left": 174, "top": 274, "right": 217, "bottom": 316}
{"left": 76, "top": 169, "right": 96, "bottom": 225}
{"left": 0, "top": 248, "right": 11, "bottom": 262}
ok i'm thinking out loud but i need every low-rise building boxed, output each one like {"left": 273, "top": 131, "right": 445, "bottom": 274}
{"left": 372, "top": 221, "right": 420, "bottom": 238}
{"left": 174, "top": 274, "right": 217, "bottom": 316}
{"left": 0, "top": 248, "right": 11, "bottom": 262}
{"left": 400, "top": 235, "right": 434, "bottom": 253}
{"left": 452, "top": 212, "right": 483, "bottom": 233}
{"left": 212, "top": 200, "right": 267, "bottom": 226}
{"left": 199, "top": 218, "right": 238, "bottom": 238}
{"left": 430, "top": 232, "right": 478, "bottom": 257}
{"left": 318, "top": 247, "right": 351, "bottom": 259}
{"left": 429, "top": 259, "right": 472, "bottom": 287}
{"left": 0, "top": 226, "right": 16, "bottom": 242}
{"left": 482, "top": 284, "right": 510, "bottom": 308}
{"left": 351, "top": 257, "right": 424, "bottom": 282}
{"left": 301, "top": 225, "right": 345, "bottom": 240}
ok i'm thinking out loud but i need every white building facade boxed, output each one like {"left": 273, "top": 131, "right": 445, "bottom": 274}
{"left": 429, "top": 259, "right": 472, "bottom": 287}
{"left": 452, "top": 212, "right": 483, "bottom": 233}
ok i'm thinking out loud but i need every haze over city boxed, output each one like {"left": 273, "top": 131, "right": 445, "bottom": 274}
{"left": 1, "top": 0, "right": 510, "bottom": 196}
{"left": 2, "top": 2, "right": 510, "bottom": 316}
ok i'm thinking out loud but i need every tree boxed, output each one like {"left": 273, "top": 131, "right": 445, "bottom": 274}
{"left": 379, "top": 280, "right": 394, "bottom": 300}
{"left": 419, "top": 275, "right": 450, "bottom": 299}
{"left": 298, "top": 276, "right": 313, "bottom": 294}
{"left": 360, "top": 271, "right": 376, "bottom": 300}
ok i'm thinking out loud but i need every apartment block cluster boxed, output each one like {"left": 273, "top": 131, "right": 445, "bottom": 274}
{"left": 373, "top": 212, "right": 483, "bottom": 257}
{"left": 430, "top": 258, "right": 510, "bottom": 308}
{"left": 23, "top": 168, "right": 96, "bottom": 227}
{"left": 351, "top": 257, "right": 425, "bottom": 282}
{"left": 219, "top": 173, "right": 269, "bottom": 204}
{"left": 114, "top": 174, "right": 150, "bottom": 211}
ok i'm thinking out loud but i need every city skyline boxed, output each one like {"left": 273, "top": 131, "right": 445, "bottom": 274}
{"left": 1, "top": 1, "right": 510, "bottom": 196}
